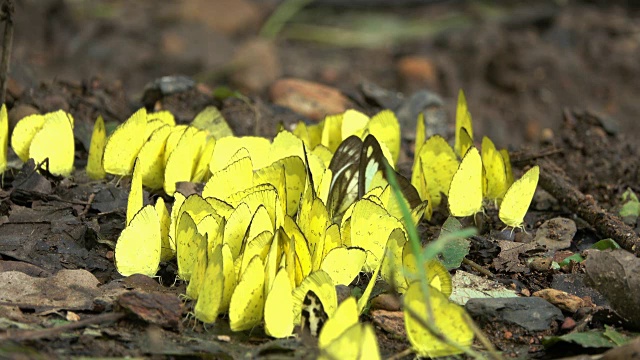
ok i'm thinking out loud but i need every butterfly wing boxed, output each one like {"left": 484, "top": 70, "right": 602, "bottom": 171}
{"left": 327, "top": 136, "right": 363, "bottom": 221}
{"left": 361, "top": 135, "right": 422, "bottom": 209}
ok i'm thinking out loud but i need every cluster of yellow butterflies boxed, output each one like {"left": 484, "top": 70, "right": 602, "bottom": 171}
{"left": 411, "top": 90, "right": 540, "bottom": 229}
{"left": 0, "top": 89, "right": 541, "bottom": 358}
{"left": 5, "top": 108, "right": 75, "bottom": 176}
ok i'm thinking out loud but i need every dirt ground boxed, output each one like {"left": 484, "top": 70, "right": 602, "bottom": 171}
{"left": 2, "top": 0, "right": 640, "bottom": 359}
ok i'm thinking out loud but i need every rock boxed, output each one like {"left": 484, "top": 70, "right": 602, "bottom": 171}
{"left": 534, "top": 217, "right": 577, "bottom": 250}
{"left": 585, "top": 249, "right": 640, "bottom": 329}
{"left": 117, "top": 291, "right": 182, "bottom": 331}
{"left": 449, "top": 270, "right": 518, "bottom": 306}
{"left": 231, "top": 39, "right": 281, "bottom": 94}
{"left": 269, "top": 78, "right": 353, "bottom": 120}
{"left": 394, "top": 89, "right": 446, "bottom": 141}
{"left": 551, "top": 273, "right": 609, "bottom": 307}
{"left": 465, "top": 297, "right": 564, "bottom": 332}
{"left": 533, "top": 288, "right": 594, "bottom": 313}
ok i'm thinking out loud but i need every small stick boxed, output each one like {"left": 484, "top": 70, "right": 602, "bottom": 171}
{"left": 0, "top": 0, "right": 13, "bottom": 105}
{"left": 0, "top": 312, "right": 124, "bottom": 342}
{"left": 80, "top": 193, "right": 96, "bottom": 218}
{"left": 462, "top": 258, "right": 494, "bottom": 278}
{"left": 535, "top": 156, "right": 640, "bottom": 256}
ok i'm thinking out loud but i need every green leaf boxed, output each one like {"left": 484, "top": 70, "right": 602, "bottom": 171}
{"left": 619, "top": 188, "right": 640, "bottom": 221}
{"left": 559, "top": 253, "right": 584, "bottom": 267}
{"left": 603, "top": 325, "right": 630, "bottom": 346}
{"left": 439, "top": 217, "right": 471, "bottom": 270}
{"left": 543, "top": 331, "right": 618, "bottom": 349}
{"left": 591, "top": 239, "right": 621, "bottom": 251}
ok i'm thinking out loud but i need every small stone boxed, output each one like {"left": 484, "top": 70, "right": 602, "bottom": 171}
{"left": 504, "top": 330, "right": 513, "bottom": 340}
{"left": 534, "top": 217, "right": 577, "bottom": 250}
{"left": 270, "top": 78, "right": 353, "bottom": 120}
{"left": 521, "top": 288, "right": 531, "bottom": 297}
{"left": 541, "top": 128, "right": 554, "bottom": 143}
{"left": 465, "top": 297, "right": 564, "bottom": 332}
{"left": 561, "top": 317, "right": 576, "bottom": 331}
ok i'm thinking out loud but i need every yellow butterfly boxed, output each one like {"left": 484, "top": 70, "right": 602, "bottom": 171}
{"left": 137, "top": 125, "right": 171, "bottom": 189}
{"left": 454, "top": 89, "right": 473, "bottom": 158}
{"left": 164, "top": 126, "right": 207, "bottom": 196}
{"left": 86, "top": 115, "right": 106, "bottom": 180}
{"left": 264, "top": 267, "right": 294, "bottom": 338}
{"left": 126, "top": 158, "right": 143, "bottom": 225}
{"left": 194, "top": 244, "right": 224, "bottom": 324}
{"left": 499, "top": 165, "right": 540, "bottom": 229}
{"left": 191, "top": 106, "right": 233, "bottom": 139}
{"left": 103, "top": 108, "right": 147, "bottom": 176}
{"left": 0, "top": 104, "right": 6, "bottom": 174}
{"left": 481, "top": 136, "right": 509, "bottom": 203}
{"left": 350, "top": 198, "right": 403, "bottom": 271}
{"left": 11, "top": 114, "right": 46, "bottom": 163}
{"left": 448, "top": 147, "right": 483, "bottom": 217}
{"left": 192, "top": 137, "right": 216, "bottom": 183}
{"left": 185, "top": 229, "right": 208, "bottom": 300}
{"left": 154, "top": 197, "right": 174, "bottom": 262}
{"left": 404, "top": 282, "right": 474, "bottom": 357}
{"left": 319, "top": 323, "right": 380, "bottom": 360}
{"left": 147, "top": 110, "right": 176, "bottom": 127}
{"left": 319, "top": 247, "right": 366, "bottom": 286}
{"left": 203, "top": 153, "right": 254, "bottom": 200}
{"left": 29, "top": 110, "right": 75, "bottom": 176}
{"left": 318, "top": 297, "right": 381, "bottom": 360}
{"left": 229, "top": 255, "right": 265, "bottom": 331}
{"left": 114, "top": 205, "right": 161, "bottom": 277}
{"left": 293, "top": 270, "right": 337, "bottom": 324}
{"left": 209, "top": 136, "right": 270, "bottom": 173}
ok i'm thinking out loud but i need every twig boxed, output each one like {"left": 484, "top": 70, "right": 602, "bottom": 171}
{"left": 0, "top": 312, "right": 124, "bottom": 342}
{"left": 0, "top": 0, "right": 13, "bottom": 105}
{"left": 80, "top": 192, "right": 96, "bottom": 218}
{"left": 462, "top": 258, "right": 494, "bottom": 278}
{"left": 534, "top": 156, "right": 640, "bottom": 256}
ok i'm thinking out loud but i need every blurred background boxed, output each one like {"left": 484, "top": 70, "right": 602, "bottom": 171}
{"left": 7, "top": 0, "right": 640, "bottom": 147}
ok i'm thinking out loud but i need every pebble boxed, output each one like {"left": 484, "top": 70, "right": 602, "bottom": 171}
{"left": 269, "top": 78, "right": 353, "bottom": 120}
{"left": 465, "top": 297, "right": 564, "bottom": 332}
{"left": 533, "top": 217, "right": 577, "bottom": 250}
{"left": 561, "top": 317, "right": 576, "bottom": 331}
